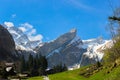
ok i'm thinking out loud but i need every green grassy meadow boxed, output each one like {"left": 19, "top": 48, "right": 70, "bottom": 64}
{"left": 28, "top": 64, "right": 120, "bottom": 80}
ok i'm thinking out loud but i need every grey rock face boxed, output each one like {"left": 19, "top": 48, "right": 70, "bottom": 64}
{"left": 0, "top": 25, "right": 17, "bottom": 61}
{"left": 79, "top": 53, "right": 97, "bottom": 68}
{"left": 36, "top": 29, "right": 110, "bottom": 68}
{"left": 36, "top": 29, "right": 77, "bottom": 56}
{"left": 47, "top": 41, "right": 87, "bottom": 67}
{"left": 36, "top": 29, "right": 88, "bottom": 67}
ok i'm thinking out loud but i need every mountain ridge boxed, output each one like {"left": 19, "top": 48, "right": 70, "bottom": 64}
{"left": 3, "top": 23, "right": 41, "bottom": 51}
{"left": 2, "top": 24, "right": 112, "bottom": 69}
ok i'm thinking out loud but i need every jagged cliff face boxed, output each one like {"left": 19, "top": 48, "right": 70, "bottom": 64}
{"left": 0, "top": 25, "right": 17, "bottom": 61}
{"left": 79, "top": 39, "right": 112, "bottom": 67}
{"left": 36, "top": 29, "right": 112, "bottom": 68}
{"left": 36, "top": 29, "right": 87, "bottom": 67}
{"left": 47, "top": 37, "right": 87, "bottom": 67}
{"left": 36, "top": 29, "right": 77, "bottom": 56}
{"left": 0, "top": 23, "right": 112, "bottom": 69}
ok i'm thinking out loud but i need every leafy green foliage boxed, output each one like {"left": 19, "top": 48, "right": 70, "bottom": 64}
{"left": 103, "top": 38, "right": 120, "bottom": 65}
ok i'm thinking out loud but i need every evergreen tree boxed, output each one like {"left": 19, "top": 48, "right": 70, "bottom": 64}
{"left": 20, "top": 55, "right": 26, "bottom": 73}
{"left": 20, "top": 53, "right": 48, "bottom": 76}
{"left": 28, "top": 54, "right": 34, "bottom": 75}
{"left": 39, "top": 55, "right": 48, "bottom": 75}
{"left": 52, "top": 63, "right": 68, "bottom": 74}
{"left": 28, "top": 54, "right": 34, "bottom": 69}
{"left": 62, "top": 64, "right": 67, "bottom": 71}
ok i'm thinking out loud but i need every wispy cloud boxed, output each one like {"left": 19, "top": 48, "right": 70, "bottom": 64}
{"left": 4, "top": 22, "right": 14, "bottom": 28}
{"left": 19, "top": 22, "right": 43, "bottom": 42}
{"left": 29, "top": 35, "right": 43, "bottom": 42}
{"left": 64, "top": 0, "right": 94, "bottom": 11}
{"left": 11, "top": 14, "right": 16, "bottom": 18}
{"left": 19, "top": 23, "right": 33, "bottom": 32}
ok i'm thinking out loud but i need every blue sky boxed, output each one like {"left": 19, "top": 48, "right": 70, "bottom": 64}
{"left": 0, "top": 0, "right": 119, "bottom": 42}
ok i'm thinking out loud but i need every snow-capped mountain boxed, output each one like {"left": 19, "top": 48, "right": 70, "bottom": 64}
{"left": 79, "top": 37, "right": 112, "bottom": 66}
{"left": 67, "top": 38, "right": 113, "bottom": 70}
{"left": 2, "top": 22, "right": 113, "bottom": 69}
{"left": 36, "top": 29, "right": 112, "bottom": 69}
{"left": 3, "top": 23, "right": 41, "bottom": 51}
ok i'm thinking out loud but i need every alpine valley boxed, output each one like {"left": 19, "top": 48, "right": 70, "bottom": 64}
{"left": 1, "top": 23, "right": 113, "bottom": 70}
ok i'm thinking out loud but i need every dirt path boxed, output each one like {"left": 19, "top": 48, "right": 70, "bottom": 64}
{"left": 43, "top": 76, "right": 49, "bottom": 80}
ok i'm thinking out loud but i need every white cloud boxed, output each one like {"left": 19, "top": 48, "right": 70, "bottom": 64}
{"left": 19, "top": 23, "right": 33, "bottom": 32}
{"left": 20, "top": 23, "right": 33, "bottom": 29}
{"left": 4, "top": 21, "right": 43, "bottom": 42}
{"left": 19, "top": 22, "right": 43, "bottom": 42}
{"left": 4, "top": 22, "right": 14, "bottom": 28}
{"left": 11, "top": 14, "right": 16, "bottom": 18}
{"left": 18, "top": 27, "right": 27, "bottom": 32}
{"left": 29, "top": 34, "right": 43, "bottom": 42}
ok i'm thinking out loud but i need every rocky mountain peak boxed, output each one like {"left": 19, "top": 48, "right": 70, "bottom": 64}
{"left": 70, "top": 28, "right": 77, "bottom": 33}
{"left": 36, "top": 29, "right": 77, "bottom": 56}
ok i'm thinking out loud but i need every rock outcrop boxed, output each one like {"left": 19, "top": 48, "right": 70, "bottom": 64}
{"left": 36, "top": 29, "right": 87, "bottom": 67}
{"left": 36, "top": 29, "right": 77, "bottom": 56}
{"left": 36, "top": 29, "right": 112, "bottom": 68}
{"left": 0, "top": 25, "right": 17, "bottom": 61}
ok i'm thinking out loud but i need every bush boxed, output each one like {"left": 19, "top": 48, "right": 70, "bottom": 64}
{"left": 103, "top": 38, "right": 120, "bottom": 64}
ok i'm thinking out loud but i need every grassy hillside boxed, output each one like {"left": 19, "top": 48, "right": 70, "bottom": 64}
{"left": 28, "top": 66, "right": 86, "bottom": 80}
{"left": 27, "top": 76, "right": 43, "bottom": 80}
{"left": 49, "top": 65, "right": 120, "bottom": 80}
{"left": 28, "top": 63, "right": 120, "bottom": 80}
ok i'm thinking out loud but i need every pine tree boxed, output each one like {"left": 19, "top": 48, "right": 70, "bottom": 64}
{"left": 39, "top": 55, "right": 48, "bottom": 75}
{"left": 20, "top": 55, "right": 26, "bottom": 73}
{"left": 28, "top": 54, "right": 34, "bottom": 73}
{"left": 62, "top": 64, "right": 67, "bottom": 71}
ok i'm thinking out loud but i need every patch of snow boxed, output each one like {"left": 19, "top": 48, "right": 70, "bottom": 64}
{"left": 46, "top": 47, "right": 62, "bottom": 58}
{"left": 81, "top": 39, "right": 112, "bottom": 61}
{"left": 69, "top": 36, "right": 80, "bottom": 44}
{"left": 3, "top": 24, "right": 41, "bottom": 51}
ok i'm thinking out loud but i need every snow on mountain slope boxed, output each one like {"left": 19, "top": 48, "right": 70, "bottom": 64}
{"left": 68, "top": 37, "right": 113, "bottom": 70}
{"left": 2, "top": 22, "right": 113, "bottom": 69}
{"left": 81, "top": 37, "right": 113, "bottom": 61}
{"left": 3, "top": 22, "right": 41, "bottom": 51}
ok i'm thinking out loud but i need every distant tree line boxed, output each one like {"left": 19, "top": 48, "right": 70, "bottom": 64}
{"left": 20, "top": 54, "right": 48, "bottom": 76}
{"left": 47, "top": 64, "right": 67, "bottom": 74}
{"left": 20, "top": 54, "right": 67, "bottom": 77}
